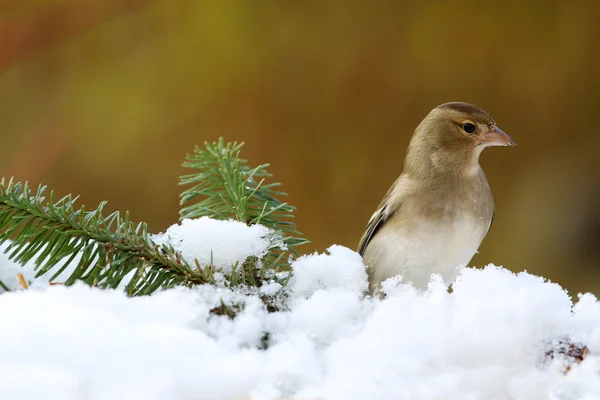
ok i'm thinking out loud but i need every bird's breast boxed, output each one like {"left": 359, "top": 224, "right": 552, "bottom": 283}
{"left": 366, "top": 214, "right": 489, "bottom": 290}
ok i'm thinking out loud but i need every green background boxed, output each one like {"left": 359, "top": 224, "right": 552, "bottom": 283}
{"left": 1, "top": 1, "right": 599, "bottom": 295}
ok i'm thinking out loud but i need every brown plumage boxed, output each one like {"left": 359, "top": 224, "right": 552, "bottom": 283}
{"left": 358, "top": 102, "right": 516, "bottom": 293}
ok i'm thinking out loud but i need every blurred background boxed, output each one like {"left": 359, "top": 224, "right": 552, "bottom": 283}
{"left": 1, "top": 1, "right": 599, "bottom": 295}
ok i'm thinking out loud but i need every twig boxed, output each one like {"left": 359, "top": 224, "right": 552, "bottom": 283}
{"left": 17, "top": 273, "right": 28, "bottom": 289}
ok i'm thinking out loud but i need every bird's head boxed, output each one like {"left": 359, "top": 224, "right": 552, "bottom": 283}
{"left": 406, "top": 102, "right": 516, "bottom": 178}
{"left": 429, "top": 102, "right": 516, "bottom": 149}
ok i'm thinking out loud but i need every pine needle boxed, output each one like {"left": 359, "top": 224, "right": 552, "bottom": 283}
{"left": 17, "top": 273, "right": 28, "bottom": 290}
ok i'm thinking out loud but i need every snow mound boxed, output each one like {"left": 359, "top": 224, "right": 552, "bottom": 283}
{"left": 1, "top": 218, "right": 600, "bottom": 400}
{"left": 289, "top": 244, "right": 368, "bottom": 296}
{"left": 151, "top": 217, "right": 283, "bottom": 272}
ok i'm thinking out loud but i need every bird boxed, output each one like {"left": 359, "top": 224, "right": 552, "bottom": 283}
{"left": 358, "top": 102, "right": 516, "bottom": 294}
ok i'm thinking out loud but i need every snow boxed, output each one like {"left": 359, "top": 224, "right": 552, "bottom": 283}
{"left": 1, "top": 217, "right": 600, "bottom": 400}
{"left": 289, "top": 244, "right": 368, "bottom": 295}
{"left": 0, "top": 242, "right": 78, "bottom": 292}
{"left": 151, "top": 217, "right": 283, "bottom": 272}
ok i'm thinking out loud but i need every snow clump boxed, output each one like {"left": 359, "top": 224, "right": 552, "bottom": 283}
{"left": 151, "top": 217, "right": 284, "bottom": 272}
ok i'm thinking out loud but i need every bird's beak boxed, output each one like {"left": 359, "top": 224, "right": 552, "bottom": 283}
{"left": 481, "top": 126, "right": 517, "bottom": 147}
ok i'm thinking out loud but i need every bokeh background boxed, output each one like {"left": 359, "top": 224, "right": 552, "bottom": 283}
{"left": 1, "top": 1, "right": 599, "bottom": 295}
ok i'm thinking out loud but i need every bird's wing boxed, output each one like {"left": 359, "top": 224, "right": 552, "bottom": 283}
{"left": 357, "top": 178, "right": 405, "bottom": 256}
{"left": 485, "top": 212, "right": 495, "bottom": 237}
{"left": 357, "top": 205, "right": 390, "bottom": 256}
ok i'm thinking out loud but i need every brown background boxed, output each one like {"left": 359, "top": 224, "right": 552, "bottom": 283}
{"left": 1, "top": 1, "right": 599, "bottom": 295}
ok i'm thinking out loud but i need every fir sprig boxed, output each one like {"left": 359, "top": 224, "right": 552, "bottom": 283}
{"left": 0, "top": 139, "right": 307, "bottom": 296}
{"left": 179, "top": 138, "right": 309, "bottom": 253}
{"left": 0, "top": 179, "right": 212, "bottom": 295}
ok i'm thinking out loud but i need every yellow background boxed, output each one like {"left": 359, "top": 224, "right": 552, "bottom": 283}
{"left": 1, "top": 1, "right": 599, "bottom": 295}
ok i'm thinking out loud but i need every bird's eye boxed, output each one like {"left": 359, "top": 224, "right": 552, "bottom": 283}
{"left": 463, "top": 123, "right": 476, "bottom": 134}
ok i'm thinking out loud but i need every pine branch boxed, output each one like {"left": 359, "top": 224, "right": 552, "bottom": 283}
{"left": 0, "top": 178, "right": 213, "bottom": 295}
{"left": 179, "top": 138, "right": 309, "bottom": 290}
{"left": 0, "top": 139, "right": 308, "bottom": 296}
{"left": 179, "top": 138, "right": 310, "bottom": 253}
